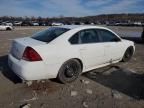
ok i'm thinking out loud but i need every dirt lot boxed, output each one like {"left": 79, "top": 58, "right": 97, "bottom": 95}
{"left": 0, "top": 26, "right": 144, "bottom": 108}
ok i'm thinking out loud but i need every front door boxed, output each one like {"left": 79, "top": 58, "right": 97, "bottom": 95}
{"left": 97, "top": 29, "right": 123, "bottom": 62}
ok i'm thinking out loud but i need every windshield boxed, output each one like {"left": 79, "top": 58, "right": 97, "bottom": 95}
{"left": 32, "top": 27, "right": 70, "bottom": 42}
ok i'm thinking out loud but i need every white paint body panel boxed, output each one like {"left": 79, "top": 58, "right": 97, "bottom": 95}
{"left": 8, "top": 25, "right": 135, "bottom": 81}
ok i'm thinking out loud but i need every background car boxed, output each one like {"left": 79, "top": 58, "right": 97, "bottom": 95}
{"left": 52, "top": 22, "right": 64, "bottom": 26}
{"left": 13, "top": 21, "right": 22, "bottom": 26}
{"left": 8, "top": 25, "right": 135, "bottom": 83}
{"left": 32, "top": 22, "right": 39, "bottom": 26}
{"left": 0, "top": 24, "right": 14, "bottom": 30}
{"left": 2, "top": 21, "right": 13, "bottom": 26}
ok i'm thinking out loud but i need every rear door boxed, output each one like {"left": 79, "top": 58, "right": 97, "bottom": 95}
{"left": 97, "top": 29, "right": 123, "bottom": 62}
{"left": 69, "top": 29, "right": 105, "bottom": 69}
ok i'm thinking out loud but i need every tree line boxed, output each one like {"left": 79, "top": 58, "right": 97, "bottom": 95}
{"left": 0, "top": 13, "right": 144, "bottom": 25}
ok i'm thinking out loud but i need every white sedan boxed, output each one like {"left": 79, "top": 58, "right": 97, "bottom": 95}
{"left": 8, "top": 25, "right": 135, "bottom": 83}
{"left": 0, "top": 25, "right": 13, "bottom": 30}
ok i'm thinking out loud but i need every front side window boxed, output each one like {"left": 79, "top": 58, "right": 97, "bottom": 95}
{"left": 32, "top": 27, "right": 70, "bottom": 43}
{"left": 98, "top": 29, "right": 121, "bottom": 42}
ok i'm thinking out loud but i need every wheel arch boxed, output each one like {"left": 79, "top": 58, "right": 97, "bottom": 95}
{"left": 57, "top": 57, "right": 84, "bottom": 83}
{"left": 127, "top": 46, "right": 134, "bottom": 55}
{"left": 122, "top": 45, "right": 134, "bottom": 56}
{"left": 6, "top": 27, "right": 11, "bottom": 30}
{"left": 73, "top": 58, "right": 83, "bottom": 71}
{"left": 121, "top": 45, "right": 134, "bottom": 62}
{"left": 60, "top": 58, "right": 84, "bottom": 71}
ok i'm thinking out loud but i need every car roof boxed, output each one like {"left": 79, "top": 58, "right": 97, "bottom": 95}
{"left": 55, "top": 25, "right": 107, "bottom": 30}
{"left": 60, "top": 25, "right": 85, "bottom": 29}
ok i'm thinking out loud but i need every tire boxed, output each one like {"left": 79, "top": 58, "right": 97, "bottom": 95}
{"left": 141, "top": 29, "right": 144, "bottom": 42}
{"left": 142, "top": 35, "right": 144, "bottom": 42}
{"left": 6, "top": 27, "right": 11, "bottom": 31}
{"left": 122, "top": 47, "right": 134, "bottom": 62}
{"left": 57, "top": 59, "right": 82, "bottom": 84}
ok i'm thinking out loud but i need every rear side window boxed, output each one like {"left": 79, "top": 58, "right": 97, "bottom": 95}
{"left": 32, "top": 27, "right": 69, "bottom": 43}
{"left": 98, "top": 29, "right": 120, "bottom": 42}
{"left": 69, "top": 29, "right": 100, "bottom": 44}
{"left": 80, "top": 29, "right": 99, "bottom": 44}
{"left": 69, "top": 33, "right": 79, "bottom": 44}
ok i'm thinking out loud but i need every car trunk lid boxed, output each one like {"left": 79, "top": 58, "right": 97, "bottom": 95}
{"left": 10, "top": 37, "right": 46, "bottom": 60}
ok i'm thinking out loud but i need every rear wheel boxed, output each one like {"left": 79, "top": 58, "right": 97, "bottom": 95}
{"left": 57, "top": 59, "right": 82, "bottom": 84}
{"left": 122, "top": 47, "right": 134, "bottom": 62}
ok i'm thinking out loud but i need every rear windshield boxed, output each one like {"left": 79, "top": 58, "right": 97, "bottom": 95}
{"left": 32, "top": 27, "right": 70, "bottom": 42}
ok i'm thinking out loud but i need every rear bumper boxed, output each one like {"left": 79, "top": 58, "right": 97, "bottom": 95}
{"left": 8, "top": 54, "right": 58, "bottom": 81}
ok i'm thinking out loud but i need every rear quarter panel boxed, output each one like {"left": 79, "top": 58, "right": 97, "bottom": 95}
{"left": 33, "top": 44, "right": 82, "bottom": 76}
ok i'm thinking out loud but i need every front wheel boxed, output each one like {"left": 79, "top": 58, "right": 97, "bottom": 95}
{"left": 57, "top": 59, "right": 82, "bottom": 84}
{"left": 122, "top": 47, "right": 134, "bottom": 62}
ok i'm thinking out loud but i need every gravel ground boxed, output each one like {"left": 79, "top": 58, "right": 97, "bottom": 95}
{"left": 0, "top": 26, "right": 144, "bottom": 108}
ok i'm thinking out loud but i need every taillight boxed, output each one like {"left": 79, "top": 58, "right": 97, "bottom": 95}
{"left": 22, "top": 47, "right": 42, "bottom": 61}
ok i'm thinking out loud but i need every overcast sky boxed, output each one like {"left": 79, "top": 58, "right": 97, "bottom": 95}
{"left": 0, "top": 0, "right": 143, "bottom": 17}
